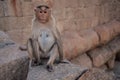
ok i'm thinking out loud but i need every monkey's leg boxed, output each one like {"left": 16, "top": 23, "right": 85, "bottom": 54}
{"left": 46, "top": 44, "right": 58, "bottom": 72}
{"left": 56, "top": 40, "right": 70, "bottom": 64}
{"left": 32, "top": 39, "right": 41, "bottom": 66}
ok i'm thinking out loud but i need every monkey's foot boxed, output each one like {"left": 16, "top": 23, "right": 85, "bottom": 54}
{"left": 46, "top": 65, "right": 54, "bottom": 72}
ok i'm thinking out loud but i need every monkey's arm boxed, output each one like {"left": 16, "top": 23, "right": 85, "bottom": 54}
{"left": 27, "top": 38, "right": 34, "bottom": 60}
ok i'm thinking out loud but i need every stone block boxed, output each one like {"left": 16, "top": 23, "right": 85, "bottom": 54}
{"left": 76, "top": 19, "right": 93, "bottom": 31}
{"left": 6, "top": 30, "right": 23, "bottom": 44}
{"left": 22, "top": 16, "right": 33, "bottom": 29}
{"left": 3, "top": 17, "right": 24, "bottom": 31}
{"left": 64, "top": 8, "right": 76, "bottom": 19}
{"left": 74, "top": 8, "right": 84, "bottom": 19}
{"left": 3, "top": 16, "right": 33, "bottom": 31}
{"left": 83, "top": 6, "right": 96, "bottom": 18}
{"left": 64, "top": 0, "right": 78, "bottom": 8}
{"left": 62, "top": 31, "right": 88, "bottom": 60}
{"left": 62, "top": 20, "right": 78, "bottom": 31}
{"left": 97, "top": 20, "right": 120, "bottom": 45}
{"left": 0, "top": 18, "right": 6, "bottom": 31}
{"left": 0, "top": 44, "right": 29, "bottom": 80}
{"left": 27, "top": 63, "right": 88, "bottom": 80}
{"left": 21, "top": 1, "right": 33, "bottom": 16}
{"left": 79, "top": 29, "right": 99, "bottom": 49}
{"left": 71, "top": 53, "right": 92, "bottom": 68}
{"left": 22, "top": 28, "right": 32, "bottom": 44}
{"left": 53, "top": 9, "right": 65, "bottom": 21}
{"left": 112, "top": 20, "right": 120, "bottom": 35}
{"left": 106, "top": 55, "right": 115, "bottom": 69}
{"left": 0, "top": 31, "right": 11, "bottom": 42}
{"left": 0, "top": 1, "right": 4, "bottom": 17}
{"left": 88, "top": 36, "right": 120, "bottom": 67}
{"left": 53, "top": 0, "right": 65, "bottom": 10}
{"left": 79, "top": 68, "right": 115, "bottom": 80}
{"left": 4, "top": 0, "right": 22, "bottom": 17}
{"left": 113, "top": 61, "right": 120, "bottom": 78}
{"left": 88, "top": 46, "right": 113, "bottom": 67}
{"left": 78, "top": 0, "right": 101, "bottom": 7}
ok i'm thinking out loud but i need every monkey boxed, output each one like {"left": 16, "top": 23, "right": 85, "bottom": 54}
{"left": 27, "top": 1, "right": 68, "bottom": 72}
{"left": 28, "top": 27, "right": 61, "bottom": 72}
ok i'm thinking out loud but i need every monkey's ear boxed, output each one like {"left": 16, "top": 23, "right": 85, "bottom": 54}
{"left": 34, "top": 8, "right": 37, "bottom": 12}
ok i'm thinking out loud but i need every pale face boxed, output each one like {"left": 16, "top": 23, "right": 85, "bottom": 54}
{"left": 35, "top": 6, "right": 51, "bottom": 23}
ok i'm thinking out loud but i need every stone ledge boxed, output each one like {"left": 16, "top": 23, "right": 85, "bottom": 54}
{"left": 27, "top": 63, "right": 88, "bottom": 80}
{"left": 0, "top": 40, "right": 29, "bottom": 80}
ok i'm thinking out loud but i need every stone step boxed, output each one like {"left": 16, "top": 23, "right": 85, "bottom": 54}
{"left": 0, "top": 44, "right": 29, "bottom": 80}
{"left": 27, "top": 63, "right": 88, "bottom": 80}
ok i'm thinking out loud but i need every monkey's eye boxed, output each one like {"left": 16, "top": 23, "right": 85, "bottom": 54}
{"left": 44, "top": 11, "right": 47, "bottom": 13}
{"left": 40, "top": 11, "right": 42, "bottom": 13}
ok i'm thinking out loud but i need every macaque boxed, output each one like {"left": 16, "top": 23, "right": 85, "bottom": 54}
{"left": 27, "top": 1, "right": 66, "bottom": 72}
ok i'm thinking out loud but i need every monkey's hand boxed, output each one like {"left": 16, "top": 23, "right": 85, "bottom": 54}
{"left": 46, "top": 65, "right": 54, "bottom": 72}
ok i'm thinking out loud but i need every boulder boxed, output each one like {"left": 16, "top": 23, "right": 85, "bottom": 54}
{"left": 71, "top": 53, "right": 93, "bottom": 68}
{"left": 27, "top": 63, "right": 88, "bottom": 80}
{"left": 79, "top": 68, "right": 116, "bottom": 80}
{"left": 62, "top": 31, "right": 87, "bottom": 60}
{"left": 94, "top": 20, "right": 120, "bottom": 45}
{"left": 114, "top": 61, "right": 120, "bottom": 79}
{"left": 0, "top": 44, "right": 29, "bottom": 80}
{"left": 88, "top": 36, "right": 120, "bottom": 67}
{"left": 106, "top": 55, "right": 116, "bottom": 69}
{"left": 0, "top": 31, "right": 29, "bottom": 80}
{"left": 62, "top": 20, "right": 120, "bottom": 60}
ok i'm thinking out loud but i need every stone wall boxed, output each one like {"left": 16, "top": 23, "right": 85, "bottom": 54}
{"left": 0, "top": 0, "right": 119, "bottom": 44}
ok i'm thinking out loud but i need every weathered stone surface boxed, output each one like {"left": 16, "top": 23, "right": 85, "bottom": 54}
{"left": 6, "top": 30, "right": 23, "bottom": 44}
{"left": 0, "top": 31, "right": 15, "bottom": 49}
{"left": 62, "top": 20, "right": 120, "bottom": 60}
{"left": 21, "top": 1, "right": 33, "bottom": 16}
{"left": 2, "top": 16, "right": 32, "bottom": 31}
{"left": 114, "top": 61, "right": 120, "bottom": 79}
{"left": 62, "top": 31, "right": 88, "bottom": 60}
{"left": 106, "top": 55, "right": 116, "bottom": 69}
{"left": 0, "top": 31, "right": 10, "bottom": 42}
{"left": 0, "top": 18, "right": 6, "bottom": 31}
{"left": 0, "top": 1, "right": 4, "bottom": 17}
{"left": 79, "top": 29, "right": 99, "bottom": 50}
{"left": 71, "top": 53, "right": 93, "bottom": 68}
{"left": 27, "top": 63, "right": 88, "bottom": 80}
{"left": 3, "top": 0, "right": 22, "bottom": 17}
{"left": 88, "top": 36, "right": 120, "bottom": 67}
{"left": 0, "top": 44, "right": 29, "bottom": 80}
{"left": 79, "top": 68, "right": 116, "bottom": 80}
{"left": 94, "top": 20, "right": 120, "bottom": 44}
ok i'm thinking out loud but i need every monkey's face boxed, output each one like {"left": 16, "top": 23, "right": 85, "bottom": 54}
{"left": 35, "top": 6, "right": 51, "bottom": 23}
